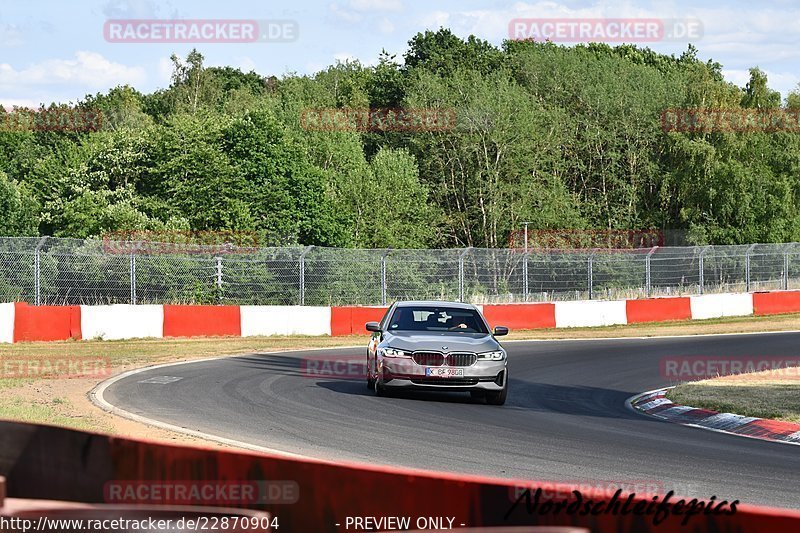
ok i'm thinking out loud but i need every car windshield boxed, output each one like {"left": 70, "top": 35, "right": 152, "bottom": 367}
{"left": 388, "top": 306, "right": 489, "bottom": 334}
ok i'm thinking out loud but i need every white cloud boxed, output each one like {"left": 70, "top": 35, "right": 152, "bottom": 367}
{"left": 0, "top": 52, "right": 147, "bottom": 89}
{"left": 379, "top": 17, "right": 395, "bottom": 34}
{"left": 723, "top": 68, "right": 800, "bottom": 97}
{"left": 329, "top": 4, "right": 364, "bottom": 23}
{"left": 329, "top": 0, "right": 404, "bottom": 24}
{"left": 419, "top": 11, "right": 451, "bottom": 29}
{"left": 234, "top": 56, "right": 258, "bottom": 73}
{"left": 0, "top": 24, "right": 24, "bottom": 46}
{"left": 721, "top": 68, "right": 752, "bottom": 87}
{"left": 157, "top": 56, "right": 174, "bottom": 85}
{"left": 102, "top": 0, "right": 179, "bottom": 19}
{"left": 348, "top": 0, "right": 403, "bottom": 12}
{"left": 768, "top": 71, "right": 800, "bottom": 95}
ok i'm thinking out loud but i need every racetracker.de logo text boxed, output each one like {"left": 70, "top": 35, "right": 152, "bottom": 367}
{"left": 508, "top": 18, "right": 703, "bottom": 43}
{"left": 104, "top": 19, "right": 298, "bottom": 43}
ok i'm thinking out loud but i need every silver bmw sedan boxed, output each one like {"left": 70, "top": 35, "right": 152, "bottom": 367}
{"left": 366, "top": 301, "right": 509, "bottom": 405}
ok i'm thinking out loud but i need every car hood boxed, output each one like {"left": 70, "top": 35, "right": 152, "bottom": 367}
{"left": 383, "top": 331, "right": 500, "bottom": 353}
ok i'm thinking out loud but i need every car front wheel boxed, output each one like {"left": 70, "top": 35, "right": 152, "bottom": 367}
{"left": 373, "top": 361, "right": 387, "bottom": 396}
{"left": 485, "top": 378, "right": 507, "bottom": 406}
{"left": 366, "top": 353, "right": 375, "bottom": 389}
{"left": 374, "top": 375, "right": 386, "bottom": 397}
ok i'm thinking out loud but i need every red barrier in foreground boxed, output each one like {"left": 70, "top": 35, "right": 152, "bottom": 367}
{"left": 752, "top": 291, "right": 800, "bottom": 316}
{"left": 2, "top": 420, "right": 799, "bottom": 532}
{"left": 625, "top": 297, "right": 691, "bottom": 324}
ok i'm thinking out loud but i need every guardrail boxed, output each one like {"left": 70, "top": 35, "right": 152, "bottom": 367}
{"left": 1, "top": 420, "right": 798, "bottom": 532}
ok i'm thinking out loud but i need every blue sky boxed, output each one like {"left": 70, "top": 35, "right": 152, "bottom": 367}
{"left": 2, "top": 0, "right": 800, "bottom": 108}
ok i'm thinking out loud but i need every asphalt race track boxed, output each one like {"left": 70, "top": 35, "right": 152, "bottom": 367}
{"left": 103, "top": 331, "right": 800, "bottom": 509}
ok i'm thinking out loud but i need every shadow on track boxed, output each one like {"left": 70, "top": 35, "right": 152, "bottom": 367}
{"left": 230, "top": 354, "right": 308, "bottom": 376}
{"left": 318, "top": 378, "right": 654, "bottom": 422}
{"left": 228, "top": 353, "right": 658, "bottom": 422}
{"left": 317, "top": 379, "right": 482, "bottom": 404}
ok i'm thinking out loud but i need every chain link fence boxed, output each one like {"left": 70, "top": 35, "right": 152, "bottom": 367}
{"left": 1, "top": 237, "right": 799, "bottom": 306}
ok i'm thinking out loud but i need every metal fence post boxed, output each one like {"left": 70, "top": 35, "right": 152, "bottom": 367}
{"left": 587, "top": 252, "right": 595, "bottom": 300}
{"left": 458, "top": 248, "right": 472, "bottom": 302}
{"left": 645, "top": 246, "right": 658, "bottom": 297}
{"left": 34, "top": 252, "right": 39, "bottom": 305}
{"left": 130, "top": 252, "right": 137, "bottom": 304}
{"left": 214, "top": 256, "right": 223, "bottom": 303}
{"left": 745, "top": 244, "right": 756, "bottom": 292}
{"left": 299, "top": 245, "right": 314, "bottom": 306}
{"left": 380, "top": 249, "right": 391, "bottom": 305}
{"left": 784, "top": 246, "right": 791, "bottom": 291}
{"left": 698, "top": 246, "right": 711, "bottom": 294}
{"left": 523, "top": 252, "right": 529, "bottom": 302}
{"left": 33, "top": 236, "right": 48, "bottom": 305}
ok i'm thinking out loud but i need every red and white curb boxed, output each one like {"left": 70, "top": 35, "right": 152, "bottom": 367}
{"left": 627, "top": 388, "right": 800, "bottom": 446}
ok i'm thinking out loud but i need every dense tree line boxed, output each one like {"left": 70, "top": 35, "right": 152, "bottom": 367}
{"left": 2, "top": 30, "right": 800, "bottom": 248}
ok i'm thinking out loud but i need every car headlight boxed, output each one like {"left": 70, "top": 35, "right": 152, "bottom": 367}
{"left": 381, "top": 347, "right": 410, "bottom": 358}
{"left": 478, "top": 350, "right": 506, "bottom": 361}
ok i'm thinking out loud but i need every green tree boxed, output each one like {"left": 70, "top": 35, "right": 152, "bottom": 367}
{"left": 408, "top": 66, "right": 583, "bottom": 247}
{"left": 149, "top": 114, "right": 253, "bottom": 230}
{"left": 404, "top": 29, "right": 504, "bottom": 77}
{"left": 222, "top": 109, "right": 349, "bottom": 245}
{"left": 81, "top": 85, "right": 153, "bottom": 131}
{"left": 741, "top": 68, "right": 781, "bottom": 109}
{"left": 0, "top": 171, "right": 39, "bottom": 235}
{"left": 331, "top": 147, "right": 440, "bottom": 248}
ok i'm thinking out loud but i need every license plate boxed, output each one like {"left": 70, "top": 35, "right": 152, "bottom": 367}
{"left": 425, "top": 367, "right": 464, "bottom": 378}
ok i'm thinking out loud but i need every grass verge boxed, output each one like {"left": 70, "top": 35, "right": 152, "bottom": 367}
{"left": 667, "top": 371, "right": 800, "bottom": 424}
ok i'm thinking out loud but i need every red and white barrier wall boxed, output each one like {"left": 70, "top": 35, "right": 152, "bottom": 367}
{"left": 2, "top": 290, "right": 800, "bottom": 343}
{"left": 0, "top": 302, "right": 14, "bottom": 343}
{"left": 4, "top": 419, "right": 799, "bottom": 532}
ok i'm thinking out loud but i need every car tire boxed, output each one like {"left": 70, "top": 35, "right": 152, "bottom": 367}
{"left": 374, "top": 377, "right": 386, "bottom": 397}
{"left": 367, "top": 355, "right": 375, "bottom": 389}
{"left": 373, "top": 362, "right": 386, "bottom": 396}
{"left": 486, "top": 382, "right": 507, "bottom": 406}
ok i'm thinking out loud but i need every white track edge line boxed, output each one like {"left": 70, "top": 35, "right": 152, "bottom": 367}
{"left": 89, "top": 350, "right": 362, "bottom": 460}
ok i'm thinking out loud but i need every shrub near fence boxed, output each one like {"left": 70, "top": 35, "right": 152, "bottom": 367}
{"left": 1, "top": 237, "right": 800, "bottom": 306}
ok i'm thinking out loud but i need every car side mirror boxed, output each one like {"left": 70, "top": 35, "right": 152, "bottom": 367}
{"left": 493, "top": 326, "right": 509, "bottom": 337}
{"left": 365, "top": 322, "right": 381, "bottom": 333}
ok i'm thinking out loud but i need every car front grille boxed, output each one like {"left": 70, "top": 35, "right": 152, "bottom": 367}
{"left": 412, "top": 352, "right": 445, "bottom": 366}
{"left": 445, "top": 353, "right": 478, "bottom": 367}
{"left": 412, "top": 352, "right": 477, "bottom": 367}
